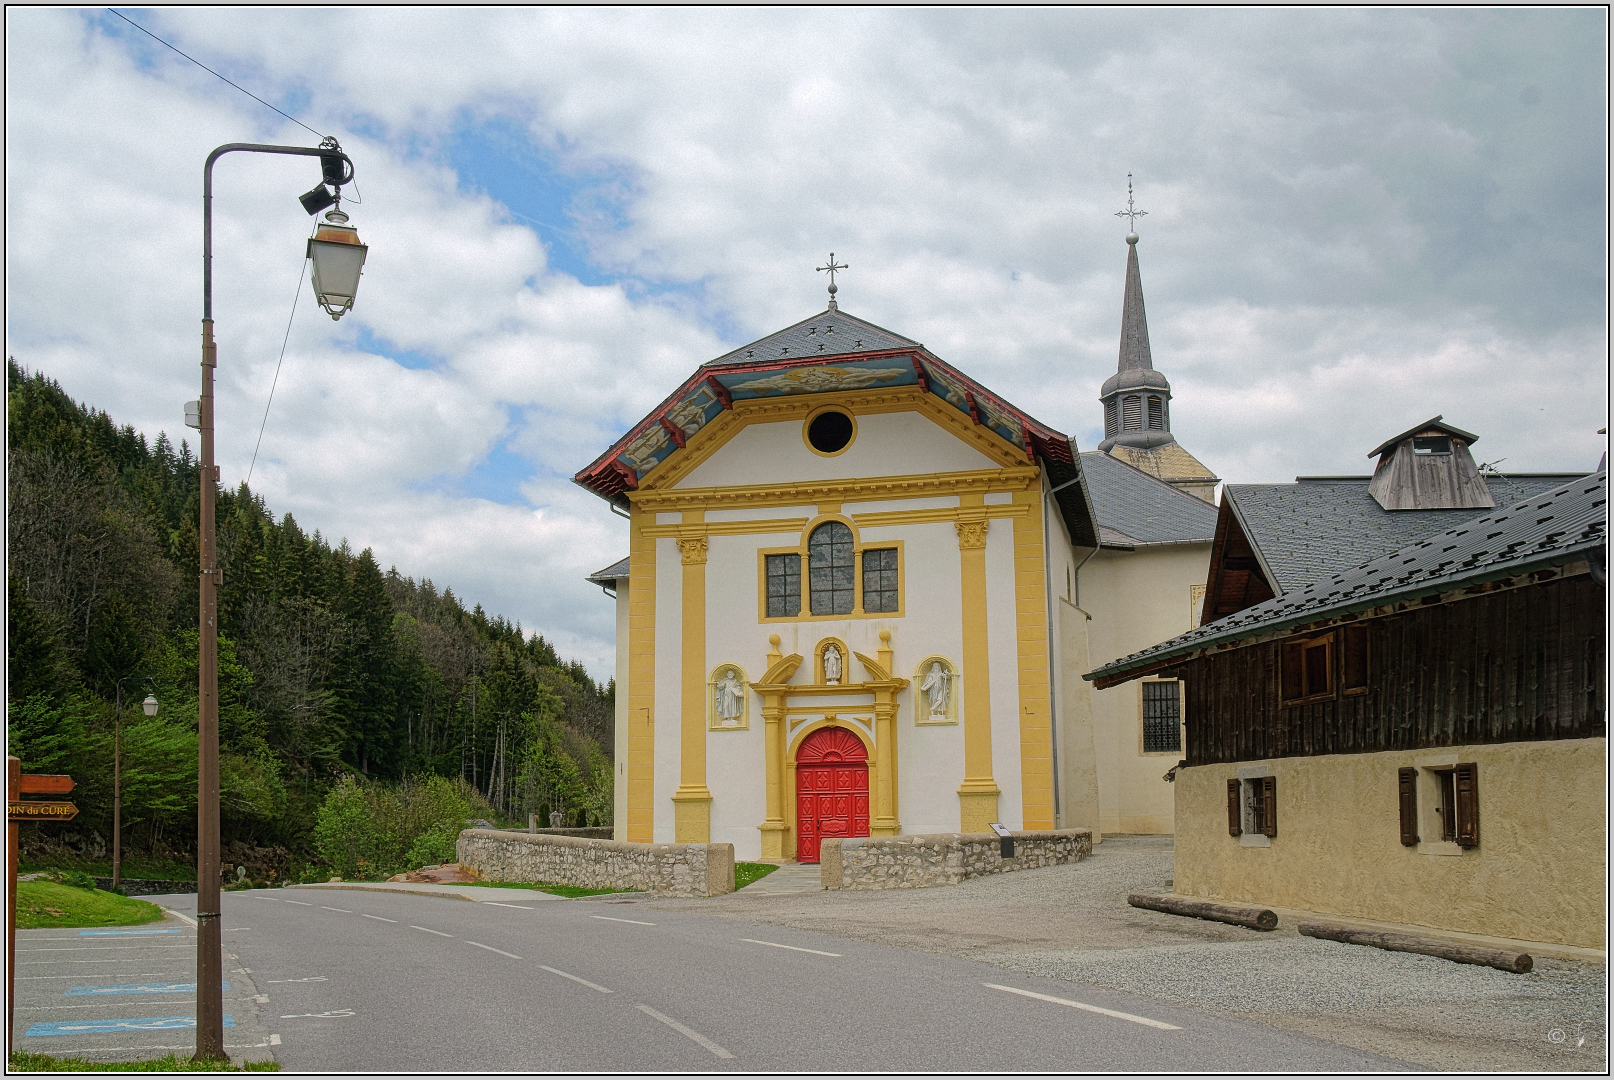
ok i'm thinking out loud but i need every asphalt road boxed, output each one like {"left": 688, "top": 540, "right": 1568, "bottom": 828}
{"left": 96, "top": 886, "right": 1416, "bottom": 1072}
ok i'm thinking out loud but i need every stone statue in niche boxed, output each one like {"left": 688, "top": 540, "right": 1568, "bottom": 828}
{"left": 823, "top": 644, "right": 843, "bottom": 685}
{"left": 715, "top": 669, "right": 746, "bottom": 727}
{"left": 921, "top": 660, "right": 952, "bottom": 718}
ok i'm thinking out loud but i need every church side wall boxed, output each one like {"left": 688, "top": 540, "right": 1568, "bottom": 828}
{"left": 1084, "top": 543, "right": 1212, "bottom": 834}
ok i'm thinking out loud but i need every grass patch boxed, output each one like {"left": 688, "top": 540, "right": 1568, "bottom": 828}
{"left": 18, "top": 856, "right": 196, "bottom": 882}
{"left": 475, "top": 881, "right": 634, "bottom": 898}
{"left": 734, "top": 862, "right": 779, "bottom": 890}
{"left": 10, "top": 1052, "right": 278, "bottom": 1072}
{"left": 15, "top": 881, "right": 166, "bottom": 929}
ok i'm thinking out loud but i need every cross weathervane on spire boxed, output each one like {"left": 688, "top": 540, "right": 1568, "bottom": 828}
{"left": 1115, "top": 174, "right": 1146, "bottom": 244}
{"left": 818, "top": 253, "right": 848, "bottom": 310}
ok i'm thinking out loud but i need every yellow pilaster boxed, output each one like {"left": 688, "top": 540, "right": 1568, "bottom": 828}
{"left": 955, "top": 503, "right": 999, "bottom": 831}
{"left": 672, "top": 518, "right": 711, "bottom": 842}
{"left": 1013, "top": 487, "right": 1055, "bottom": 828}
{"left": 626, "top": 509, "right": 657, "bottom": 842}
{"left": 759, "top": 695, "right": 787, "bottom": 857}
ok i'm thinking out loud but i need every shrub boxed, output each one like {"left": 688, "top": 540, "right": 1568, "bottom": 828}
{"left": 311, "top": 774, "right": 473, "bottom": 880}
{"left": 57, "top": 870, "right": 98, "bottom": 891}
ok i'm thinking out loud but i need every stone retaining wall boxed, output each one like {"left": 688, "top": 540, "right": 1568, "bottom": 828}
{"left": 820, "top": 829, "right": 1091, "bottom": 890}
{"left": 457, "top": 830, "right": 734, "bottom": 898}
{"left": 526, "top": 826, "right": 616, "bottom": 840}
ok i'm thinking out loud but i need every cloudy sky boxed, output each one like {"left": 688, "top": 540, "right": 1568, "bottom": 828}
{"left": 6, "top": 8, "right": 1606, "bottom": 678}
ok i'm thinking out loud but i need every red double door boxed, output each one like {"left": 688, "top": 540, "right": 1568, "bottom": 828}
{"left": 796, "top": 727, "right": 870, "bottom": 863}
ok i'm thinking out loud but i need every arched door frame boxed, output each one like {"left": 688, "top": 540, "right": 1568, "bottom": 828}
{"left": 790, "top": 721, "right": 874, "bottom": 862}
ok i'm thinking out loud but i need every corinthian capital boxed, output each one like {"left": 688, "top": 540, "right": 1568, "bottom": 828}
{"left": 675, "top": 536, "right": 709, "bottom": 564}
{"left": 955, "top": 519, "right": 989, "bottom": 550}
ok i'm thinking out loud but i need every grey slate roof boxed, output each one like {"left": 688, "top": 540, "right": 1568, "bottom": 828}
{"left": 705, "top": 307, "right": 919, "bottom": 366}
{"left": 1081, "top": 451, "right": 1218, "bottom": 546}
{"left": 1090, "top": 470, "right": 1607, "bottom": 684}
{"left": 1229, "top": 473, "right": 1585, "bottom": 594}
{"left": 586, "top": 556, "right": 630, "bottom": 585}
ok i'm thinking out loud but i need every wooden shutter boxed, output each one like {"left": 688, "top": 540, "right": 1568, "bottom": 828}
{"left": 1343, "top": 624, "right": 1370, "bottom": 693}
{"left": 1227, "top": 779, "right": 1241, "bottom": 836}
{"left": 1397, "top": 767, "right": 1419, "bottom": 845}
{"left": 1260, "top": 776, "right": 1277, "bottom": 837}
{"left": 1454, "top": 762, "right": 1479, "bottom": 847}
{"left": 1280, "top": 642, "right": 1303, "bottom": 702}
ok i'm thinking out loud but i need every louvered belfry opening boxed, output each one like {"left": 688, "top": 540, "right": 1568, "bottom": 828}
{"left": 1147, "top": 395, "right": 1164, "bottom": 430}
{"left": 1105, "top": 399, "right": 1118, "bottom": 439}
{"left": 1121, "top": 394, "right": 1143, "bottom": 431}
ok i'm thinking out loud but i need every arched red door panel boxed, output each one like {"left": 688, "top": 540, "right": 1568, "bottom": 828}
{"left": 795, "top": 727, "right": 870, "bottom": 863}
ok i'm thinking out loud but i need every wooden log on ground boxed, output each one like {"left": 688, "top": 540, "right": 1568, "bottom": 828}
{"left": 1128, "top": 893, "right": 1277, "bottom": 931}
{"left": 1298, "top": 922, "right": 1532, "bottom": 973}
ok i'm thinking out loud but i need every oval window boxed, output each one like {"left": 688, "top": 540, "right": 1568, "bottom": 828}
{"left": 807, "top": 410, "right": 854, "bottom": 454}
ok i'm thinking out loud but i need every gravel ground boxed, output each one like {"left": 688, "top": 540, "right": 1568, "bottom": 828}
{"left": 646, "top": 834, "right": 1606, "bottom": 1072}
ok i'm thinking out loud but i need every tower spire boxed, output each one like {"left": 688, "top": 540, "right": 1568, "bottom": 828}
{"left": 1099, "top": 175, "right": 1173, "bottom": 452}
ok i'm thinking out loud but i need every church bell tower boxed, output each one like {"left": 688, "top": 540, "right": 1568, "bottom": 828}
{"left": 1096, "top": 179, "right": 1219, "bottom": 502}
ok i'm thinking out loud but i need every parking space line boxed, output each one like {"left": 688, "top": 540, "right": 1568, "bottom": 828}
{"left": 740, "top": 938, "right": 841, "bottom": 957}
{"left": 410, "top": 925, "right": 452, "bottom": 937}
{"left": 538, "top": 966, "right": 613, "bottom": 994}
{"left": 635, "top": 1004, "right": 734, "bottom": 1060}
{"left": 79, "top": 929, "right": 183, "bottom": 937}
{"left": 359, "top": 914, "right": 396, "bottom": 923}
{"left": 465, "top": 941, "right": 521, "bottom": 959}
{"left": 983, "top": 984, "right": 1181, "bottom": 1030}
{"left": 19, "top": 945, "right": 193, "bottom": 953}
{"left": 589, "top": 915, "right": 656, "bottom": 926}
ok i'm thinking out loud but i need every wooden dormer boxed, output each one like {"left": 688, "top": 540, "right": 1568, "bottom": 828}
{"left": 1366, "top": 416, "right": 1493, "bottom": 511}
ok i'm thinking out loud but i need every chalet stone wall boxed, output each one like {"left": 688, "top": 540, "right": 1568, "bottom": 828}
{"left": 457, "top": 830, "right": 734, "bottom": 898}
{"left": 820, "top": 829, "right": 1091, "bottom": 890}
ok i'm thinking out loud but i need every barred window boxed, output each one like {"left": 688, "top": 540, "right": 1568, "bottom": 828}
{"left": 765, "top": 553, "right": 801, "bottom": 617}
{"left": 862, "top": 548, "right": 899, "bottom": 613}
{"left": 1142, "top": 680, "right": 1181, "bottom": 753}
{"left": 808, "top": 521, "right": 855, "bottom": 615}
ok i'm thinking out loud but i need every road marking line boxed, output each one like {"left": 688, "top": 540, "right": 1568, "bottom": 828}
{"left": 255, "top": 995, "right": 269, "bottom": 1004}
{"left": 21, "top": 1001, "right": 197, "bottom": 1011}
{"left": 283, "top": 900, "right": 314, "bottom": 906}
{"left": 269, "top": 1034, "right": 282, "bottom": 1046}
{"left": 24, "top": 1015, "right": 236, "bottom": 1036}
{"left": 266, "top": 977, "right": 327, "bottom": 983}
{"left": 359, "top": 914, "right": 396, "bottom": 923}
{"left": 223, "top": 928, "right": 251, "bottom": 931}
{"left": 410, "top": 925, "right": 452, "bottom": 937}
{"left": 161, "top": 909, "right": 198, "bottom": 927}
{"left": 20, "top": 945, "right": 193, "bottom": 952}
{"left": 465, "top": 941, "right": 522, "bottom": 959}
{"left": 740, "top": 938, "right": 842, "bottom": 957}
{"left": 319, "top": 906, "right": 351, "bottom": 913}
{"left": 590, "top": 915, "right": 656, "bottom": 926}
{"left": 538, "top": 965, "right": 613, "bottom": 994}
{"left": 635, "top": 1004, "right": 734, "bottom": 1059}
{"left": 279, "top": 1009, "right": 355, "bottom": 1019}
{"left": 983, "top": 984, "right": 1181, "bottom": 1030}
{"left": 18, "top": 973, "right": 177, "bottom": 980}
{"left": 78, "top": 929, "right": 182, "bottom": 936}
{"left": 482, "top": 902, "right": 533, "bottom": 910}
{"left": 65, "top": 982, "right": 224, "bottom": 996}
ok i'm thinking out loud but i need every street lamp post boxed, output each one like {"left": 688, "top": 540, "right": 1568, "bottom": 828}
{"left": 110, "top": 678, "right": 159, "bottom": 892}
{"left": 195, "top": 139, "right": 365, "bottom": 1062}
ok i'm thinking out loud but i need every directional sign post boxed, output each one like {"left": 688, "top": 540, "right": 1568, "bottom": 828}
{"left": 10, "top": 762, "right": 79, "bottom": 1033}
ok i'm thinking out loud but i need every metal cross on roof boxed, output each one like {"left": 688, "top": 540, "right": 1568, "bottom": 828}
{"left": 1115, "top": 174, "right": 1147, "bottom": 235}
{"left": 817, "top": 253, "right": 847, "bottom": 309}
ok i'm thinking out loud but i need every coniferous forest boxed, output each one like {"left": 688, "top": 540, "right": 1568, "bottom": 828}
{"left": 7, "top": 359, "right": 614, "bottom": 881}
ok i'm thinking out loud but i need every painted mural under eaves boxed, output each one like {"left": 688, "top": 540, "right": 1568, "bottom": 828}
{"left": 614, "top": 352, "right": 1029, "bottom": 480}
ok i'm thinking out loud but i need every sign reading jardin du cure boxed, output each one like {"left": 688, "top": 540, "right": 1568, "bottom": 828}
{"left": 9, "top": 774, "right": 77, "bottom": 820}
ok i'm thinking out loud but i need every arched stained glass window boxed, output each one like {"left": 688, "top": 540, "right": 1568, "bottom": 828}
{"left": 808, "top": 521, "right": 855, "bottom": 615}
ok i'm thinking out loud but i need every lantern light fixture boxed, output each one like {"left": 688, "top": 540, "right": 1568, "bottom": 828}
{"left": 141, "top": 694, "right": 159, "bottom": 718}
{"left": 307, "top": 206, "right": 368, "bottom": 320}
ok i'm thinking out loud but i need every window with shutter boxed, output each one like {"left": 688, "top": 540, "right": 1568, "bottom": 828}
{"left": 1260, "top": 776, "right": 1277, "bottom": 837}
{"left": 1227, "top": 779, "right": 1241, "bottom": 836}
{"left": 1454, "top": 762, "right": 1479, "bottom": 847}
{"left": 1280, "top": 633, "right": 1335, "bottom": 704}
{"left": 1343, "top": 624, "right": 1369, "bottom": 694}
{"left": 1397, "top": 767, "right": 1419, "bottom": 845}
{"left": 1435, "top": 768, "right": 1457, "bottom": 841}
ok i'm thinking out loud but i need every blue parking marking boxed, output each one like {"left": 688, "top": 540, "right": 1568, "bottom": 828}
{"left": 25, "top": 1016, "right": 234, "bottom": 1036}
{"left": 78, "top": 929, "right": 183, "bottom": 936}
{"left": 65, "top": 982, "right": 228, "bottom": 997}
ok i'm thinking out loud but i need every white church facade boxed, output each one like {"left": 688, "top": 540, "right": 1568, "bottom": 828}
{"left": 578, "top": 232, "right": 1220, "bottom": 858}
